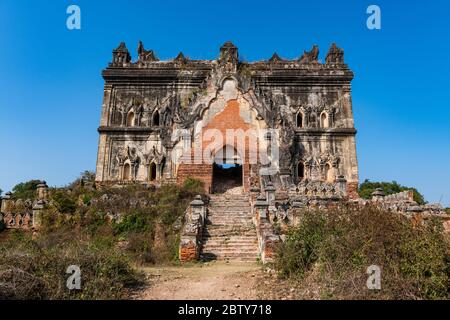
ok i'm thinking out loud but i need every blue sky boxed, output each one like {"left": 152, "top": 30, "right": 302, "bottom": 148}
{"left": 0, "top": 0, "right": 449, "bottom": 205}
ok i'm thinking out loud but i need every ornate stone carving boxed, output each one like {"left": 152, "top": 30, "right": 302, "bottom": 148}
{"left": 138, "top": 41, "right": 159, "bottom": 63}
{"left": 326, "top": 43, "right": 344, "bottom": 64}
{"left": 145, "top": 146, "right": 165, "bottom": 165}
{"left": 299, "top": 45, "right": 319, "bottom": 64}
{"left": 112, "top": 42, "right": 131, "bottom": 66}
{"left": 218, "top": 41, "right": 238, "bottom": 73}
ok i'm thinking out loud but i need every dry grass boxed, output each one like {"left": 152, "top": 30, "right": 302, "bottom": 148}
{"left": 274, "top": 206, "right": 449, "bottom": 300}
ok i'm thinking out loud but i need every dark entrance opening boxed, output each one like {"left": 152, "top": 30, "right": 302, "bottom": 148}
{"left": 212, "top": 163, "right": 243, "bottom": 194}
{"left": 150, "top": 163, "right": 157, "bottom": 181}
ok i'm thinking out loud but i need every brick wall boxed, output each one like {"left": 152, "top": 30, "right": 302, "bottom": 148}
{"left": 177, "top": 99, "right": 255, "bottom": 193}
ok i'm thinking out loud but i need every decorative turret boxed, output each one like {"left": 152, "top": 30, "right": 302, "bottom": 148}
{"left": 1, "top": 192, "right": 13, "bottom": 213}
{"left": 371, "top": 188, "right": 386, "bottom": 202}
{"left": 137, "top": 41, "right": 159, "bottom": 63}
{"left": 299, "top": 45, "right": 319, "bottom": 64}
{"left": 36, "top": 181, "right": 48, "bottom": 200}
{"left": 326, "top": 43, "right": 345, "bottom": 64}
{"left": 174, "top": 52, "right": 188, "bottom": 64}
{"left": 219, "top": 41, "right": 238, "bottom": 73}
{"left": 268, "top": 52, "right": 284, "bottom": 64}
{"left": 112, "top": 42, "right": 131, "bottom": 66}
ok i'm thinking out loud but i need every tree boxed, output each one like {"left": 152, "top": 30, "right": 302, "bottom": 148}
{"left": 358, "top": 180, "right": 426, "bottom": 205}
{"left": 68, "top": 170, "right": 96, "bottom": 188}
{"left": 12, "top": 180, "right": 42, "bottom": 200}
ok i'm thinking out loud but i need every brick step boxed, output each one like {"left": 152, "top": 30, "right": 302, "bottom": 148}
{"left": 206, "top": 220, "right": 253, "bottom": 225}
{"left": 208, "top": 208, "right": 250, "bottom": 212}
{"left": 209, "top": 199, "right": 249, "bottom": 203}
{"left": 208, "top": 206, "right": 251, "bottom": 213}
{"left": 207, "top": 215, "right": 253, "bottom": 219}
{"left": 201, "top": 245, "right": 258, "bottom": 251}
{"left": 203, "top": 232, "right": 257, "bottom": 237}
{"left": 200, "top": 251, "right": 258, "bottom": 257}
{"left": 205, "top": 224, "right": 254, "bottom": 228}
{"left": 209, "top": 198, "right": 250, "bottom": 206}
{"left": 204, "top": 237, "right": 258, "bottom": 246}
{"left": 204, "top": 226, "right": 254, "bottom": 231}
{"left": 200, "top": 253, "right": 259, "bottom": 261}
{"left": 207, "top": 212, "right": 252, "bottom": 216}
{"left": 207, "top": 213, "right": 252, "bottom": 218}
{"left": 203, "top": 248, "right": 258, "bottom": 252}
{"left": 203, "top": 228, "right": 256, "bottom": 234}
{"left": 210, "top": 200, "right": 249, "bottom": 203}
{"left": 203, "top": 240, "right": 258, "bottom": 248}
{"left": 202, "top": 234, "right": 258, "bottom": 239}
{"left": 205, "top": 224, "right": 254, "bottom": 229}
{"left": 210, "top": 196, "right": 249, "bottom": 200}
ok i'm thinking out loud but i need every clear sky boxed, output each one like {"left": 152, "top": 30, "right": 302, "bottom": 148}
{"left": 0, "top": 0, "right": 449, "bottom": 205}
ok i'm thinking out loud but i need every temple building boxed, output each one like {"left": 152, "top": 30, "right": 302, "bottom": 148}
{"left": 95, "top": 41, "right": 359, "bottom": 199}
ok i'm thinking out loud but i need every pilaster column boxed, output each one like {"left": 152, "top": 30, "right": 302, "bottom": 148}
{"left": 254, "top": 194, "right": 269, "bottom": 220}
{"left": 1, "top": 192, "right": 13, "bottom": 213}
{"left": 32, "top": 200, "right": 45, "bottom": 229}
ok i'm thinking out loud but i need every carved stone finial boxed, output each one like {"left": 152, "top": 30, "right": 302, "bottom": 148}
{"left": 325, "top": 43, "right": 344, "bottom": 64}
{"left": 112, "top": 42, "right": 131, "bottom": 66}
{"left": 190, "top": 195, "right": 204, "bottom": 207}
{"left": 174, "top": 52, "right": 188, "bottom": 64}
{"left": 268, "top": 53, "right": 283, "bottom": 64}
{"left": 219, "top": 41, "right": 238, "bottom": 73}
{"left": 371, "top": 188, "right": 385, "bottom": 202}
{"left": 299, "top": 45, "right": 319, "bottom": 64}
{"left": 138, "top": 41, "right": 159, "bottom": 63}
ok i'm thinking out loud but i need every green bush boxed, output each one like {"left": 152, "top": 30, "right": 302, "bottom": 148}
{"left": 182, "top": 177, "right": 205, "bottom": 195}
{"left": 358, "top": 180, "right": 426, "bottom": 205}
{"left": 51, "top": 190, "right": 77, "bottom": 214}
{"left": 113, "top": 210, "right": 153, "bottom": 235}
{"left": 274, "top": 207, "right": 449, "bottom": 299}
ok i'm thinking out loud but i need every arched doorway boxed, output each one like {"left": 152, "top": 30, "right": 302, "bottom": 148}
{"left": 123, "top": 163, "right": 131, "bottom": 181}
{"left": 211, "top": 145, "right": 243, "bottom": 193}
{"left": 149, "top": 162, "right": 157, "bottom": 181}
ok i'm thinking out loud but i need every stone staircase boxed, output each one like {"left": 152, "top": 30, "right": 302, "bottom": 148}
{"left": 200, "top": 189, "right": 259, "bottom": 262}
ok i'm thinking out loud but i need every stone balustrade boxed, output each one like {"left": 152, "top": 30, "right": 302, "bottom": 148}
{"left": 0, "top": 182, "right": 48, "bottom": 231}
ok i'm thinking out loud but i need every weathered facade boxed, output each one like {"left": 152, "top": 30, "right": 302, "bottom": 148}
{"left": 95, "top": 41, "right": 359, "bottom": 198}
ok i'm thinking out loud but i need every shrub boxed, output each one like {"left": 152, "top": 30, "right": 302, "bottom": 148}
{"left": 68, "top": 171, "right": 96, "bottom": 189}
{"left": 358, "top": 180, "right": 426, "bottom": 205}
{"left": 0, "top": 180, "right": 203, "bottom": 299}
{"left": 113, "top": 210, "right": 153, "bottom": 235}
{"left": 0, "top": 232, "right": 143, "bottom": 300}
{"left": 274, "top": 207, "right": 449, "bottom": 299}
{"left": 182, "top": 177, "right": 205, "bottom": 195}
{"left": 51, "top": 190, "right": 77, "bottom": 214}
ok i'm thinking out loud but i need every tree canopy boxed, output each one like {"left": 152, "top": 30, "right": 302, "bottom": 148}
{"left": 358, "top": 180, "right": 426, "bottom": 205}
{"left": 11, "top": 180, "right": 42, "bottom": 200}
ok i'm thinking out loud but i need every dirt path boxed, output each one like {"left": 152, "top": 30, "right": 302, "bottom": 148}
{"left": 135, "top": 261, "right": 264, "bottom": 300}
